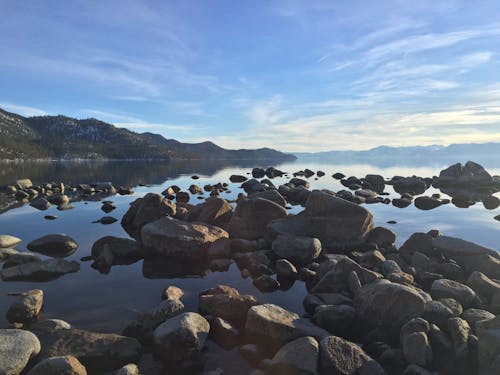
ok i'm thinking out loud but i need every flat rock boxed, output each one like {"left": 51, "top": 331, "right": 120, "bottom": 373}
{"left": 0, "top": 329, "right": 41, "bottom": 375}
{"left": 1, "top": 259, "right": 80, "bottom": 281}
{"left": 27, "top": 234, "right": 78, "bottom": 257}
{"left": 141, "top": 217, "right": 228, "bottom": 260}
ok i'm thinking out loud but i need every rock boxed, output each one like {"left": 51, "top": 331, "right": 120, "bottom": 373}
{"left": 115, "top": 364, "right": 139, "bottom": 375}
{"left": 392, "top": 197, "right": 411, "bottom": 208}
{"left": 0, "top": 329, "right": 41, "bottom": 375}
{"left": 433, "top": 235, "right": 500, "bottom": 278}
{"left": 141, "top": 217, "right": 228, "bottom": 260}
{"left": 152, "top": 312, "right": 210, "bottom": 363}
{"left": 490, "top": 291, "right": 500, "bottom": 314}
{"left": 234, "top": 250, "right": 272, "bottom": 276}
{"left": 245, "top": 304, "right": 329, "bottom": 350}
{"left": 0, "top": 248, "right": 19, "bottom": 260}
{"left": 462, "top": 308, "right": 495, "bottom": 330}
{"left": 312, "top": 305, "right": 356, "bottom": 337}
{"left": 366, "top": 227, "right": 396, "bottom": 248}
{"left": 6, "top": 289, "right": 43, "bottom": 324}
{"left": 95, "top": 216, "right": 117, "bottom": 225}
{"left": 91, "top": 236, "right": 142, "bottom": 272}
{"left": 477, "top": 315, "right": 500, "bottom": 375}
{"left": 250, "top": 190, "right": 288, "bottom": 207}
{"left": 189, "top": 184, "right": 203, "bottom": 195}
{"left": 466, "top": 271, "right": 500, "bottom": 299}
{"left": 121, "top": 193, "right": 176, "bottom": 239}
{"left": 210, "top": 317, "right": 240, "bottom": 348}
{"left": 448, "top": 317, "right": 471, "bottom": 358}
{"left": 391, "top": 176, "right": 428, "bottom": 195}
{"left": 364, "top": 174, "right": 385, "bottom": 193}
{"left": 199, "top": 285, "right": 258, "bottom": 326}
{"left": 483, "top": 195, "right": 500, "bottom": 210}
{"left": 436, "top": 161, "right": 494, "bottom": 187}
{"left": 101, "top": 202, "right": 116, "bottom": 213}
{"left": 266, "top": 167, "right": 285, "bottom": 179}
{"left": 272, "top": 235, "right": 321, "bottom": 265}
{"left": 354, "top": 280, "right": 429, "bottom": 329}
{"left": 0, "top": 235, "right": 22, "bottom": 249}
{"left": 267, "top": 336, "right": 319, "bottom": 375}
{"left": 253, "top": 275, "right": 280, "bottom": 292}
{"left": 268, "top": 191, "right": 374, "bottom": 250}
{"left": 1, "top": 259, "right": 80, "bottom": 281}
{"left": 26, "top": 355, "right": 87, "bottom": 375}
{"left": 402, "top": 364, "right": 434, "bottom": 375}
{"left": 399, "top": 233, "right": 434, "bottom": 262}
{"left": 30, "top": 197, "right": 51, "bottom": 210}
{"left": 414, "top": 196, "right": 442, "bottom": 210}
{"left": 162, "top": 286, "right": 184, "bottom": 301}
{"left": 303, "top": 293, "right": 353, "bottom": 315}
{"left": 228, "top": 198, "right": 287, "bottom": 240}
{"left": 312, "top": 257, "right": 381, "bottom": 293}
{"left": 15, "top": 178, "right": 33, "bottom": 189}
{"left": 252, "top": 168, "right": 266, "bottom": 178}
{"left": 275, "top": 259, "right": 298, "bottom": 278}
{"left": 175, "top": 191, "right": 190, "bottom": 203}
{"left": 230, "top": 175, "right": 248, "bottom": 183}
{"left": 423, "top": 299, "right": 462, "bottom": 326}
{"left": 319, "top": 335, "right": 387, "bottom": 375}
{"left": 27, "top": 234, "right": 78, "bottom": 257}
{"left": 402, "top": 332, "right": 432, "bottom": 366}
{"left": 430, "top": 279, "right": 476, "bottom": 307}
{"left": 187, "top": 198, "right": 233, "bottom": 226}
{"left": 3, "top": 253, "right": 42, "bottom": 268}
{"left": 332, "top": 173, "right": 345, "bottom": 180}
{"left": 29, "top": 319, "right": 72, "bottom": 332}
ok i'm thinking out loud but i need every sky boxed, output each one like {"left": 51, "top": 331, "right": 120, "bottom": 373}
{"left": 1, "top": 0, "right": 500, "bottom": 152}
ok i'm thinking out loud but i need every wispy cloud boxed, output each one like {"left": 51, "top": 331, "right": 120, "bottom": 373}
{"left": 0, "top": 102, "right": 47, "bottom": 117}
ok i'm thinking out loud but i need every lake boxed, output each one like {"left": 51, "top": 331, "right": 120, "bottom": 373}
{"left": 0, "top": 158, "right": 499, "bottom": 374}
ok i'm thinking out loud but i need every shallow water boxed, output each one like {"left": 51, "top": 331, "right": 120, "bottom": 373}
{"left": 0, "top": 159, "right": 499, "bottom": 374}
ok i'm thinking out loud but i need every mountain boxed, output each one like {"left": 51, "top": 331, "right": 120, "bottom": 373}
{"left": 295, "top": 143, "right": 500, "bottom": 167}
{"left": 0, "top": 107, "right": 295, "bottom": 161}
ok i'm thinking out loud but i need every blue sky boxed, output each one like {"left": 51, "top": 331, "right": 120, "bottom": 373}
{"left": 1, "top": 0, "right": 500, "bottom": 151}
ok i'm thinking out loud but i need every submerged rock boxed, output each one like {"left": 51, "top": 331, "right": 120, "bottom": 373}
{"left": 27, "top": 234, "right": 78, "bottom": 257}
{"left": 1, "top": 259, "right": 80, "bottom": 281}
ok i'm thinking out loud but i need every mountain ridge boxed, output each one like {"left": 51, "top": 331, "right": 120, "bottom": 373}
{"left": 0, "top": 107, "right": 296, "bottom": 161}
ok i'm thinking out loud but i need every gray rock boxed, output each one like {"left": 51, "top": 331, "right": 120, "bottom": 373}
{"left": 477, "top": 315, "right": 500, "bottom": 375}
{"left": 424, "top": 298, "right": 462, "bottom": 326}
{"left": 466, "top": 271, "right": 500, "bottom": 298}
{"left": 1, "top": 259, "right": 80, "bottom": 281}
{"left": 30, "top": 197, "right": 51, "bottom": 210}
{"left": 312, "top": 304, "right": 356, "bottom": 336}
{"left": 6, "top": 289, "right": 43, "bottom": 324}
{"left": 153, "top": 312, "right": 210, "bottom": 363}
{"left": 115, "top": 364, "right": 139, "bottom": 375}
{"left": 91, "top": 236, "right": 143, "bottom": 270}
{"left": 141, "top": 217, "right": 228, "bottom": 260}
{"left": 29, "top": 319, "right": 72, "bottom": 332}
{"left": 0, "top": 329, "right": 41, "bottom": 375}
{"left": 26, "top": 355, "right": 87, "bottom": 375}
{"left": 0, "top": 248, "right": 19, "bottom": 260}
{"left": 414, "top": 196, "right": 442, "bottom": 210}
{"left": 162, "top": 286, "right": 184, "bottom": 301}
{"left": 27, "top": 234, "right": 78, "bottom": 257}
{"left": 253, "top": 275, "right": 280, "bottom": 292}
{"left": 402, "top": 332, "right": 432, "bottom": 366}
{"left": 303, "top": 293, "right": 352, "bottom": 315}
{"left": 318, "top": 335, "right": 386, "bottom": 375}
{"left": 245, "top": 304, "right": 329, "bottom": 350}
{"left": 354, "top": 280, "right": 429, "bottom": 329}
{"left": 448, "top": 317, "right": 470, "bottom": 358}
{"left": 228, "top": 198, "right": 287, "bottom": 240}
{"left": 267, "top": 336, "right": 319, "bottom": 375}
{"left": 430, "top": 279, "right": 476, "bottom": 307}
{"left": 366, "top": 227, "right": 396, "bottom": 248}
{"left": 275, "top": 259, "right": 298, "bottom": 278}
{"left": 461, "top": 308, "right": 495, "bottom": 330}
{"left": 210, "top": 317, "right": 240, "bottom": 348}
{"left": 0, "top": 235, "right": 22, "bottom": 249}
{"left": 267, "top": 191, "right": 374, "bottom": 250}
{"left": 272, "top": 235, "right": 321, "bottom": 265}
{"left": 3, "top": 253, "right": 41, "bottom": 269}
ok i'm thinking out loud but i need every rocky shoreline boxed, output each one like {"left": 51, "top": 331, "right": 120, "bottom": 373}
{"left": 0, "top": 160, "right": 499, "bottom": 375}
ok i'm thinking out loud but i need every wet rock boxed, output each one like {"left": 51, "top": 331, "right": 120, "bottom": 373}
{"left": 364, "top": 174, "right": 385, "bottom": 193}
{"left": 27, "top": 234, "right": 78, "bottom": 258}
{"left": 1, "top": 258, "right": 80, "bottom": 281}
{"left": 39, "top": 329, "right": 141, "bottom": 374}
{"left": 245, "top": 304, "right": 329, "bottom": 350}
{"left": 272, "top": 235, "right": 321, "bottom": 265}
{"left": 414, "top": 196, "right": 442, "bottom": 210}
{"left": 253, "top": 275, "right": 280, "bottom": 292}
{"left": 319, "top": 335, "right": 387, "bottom": 375}
{"left": 6, "top": 289, "right": 43, "bottom": 324}
{"left": 175, "top": 191, "right": 190, "bottom": 203}
{"left": 0, "top": 329, "right": 41, "bottom": 375}
{"left": 268, "top": 190, "right": 374, "bottom": 250}
{"left": 30, "top": 197, "right": 51, "bottom": 210}
{"left": 44, "top": 215, "right": 58, "bottom": 220}
{"left": 391, "top": 176, "right": 428, "bottom": 195}
{"left": 332, "top": 173, "right": 345, "bottom": 180}
{"left": 95, "top": 216, "right": 117, "bottom": 225}
{"left": 187, "top": 197, "right": 233, "bottom": 226}
{"left": 141, "top": 217, "right": 228, "bottom": 260}
{"left": 230, "top": 175, "right": 248, "bottom": 183}
{"left": 121, "top": 193, "right": 176, "bottom": 240}
{"left": 477, "top": 315, "right": 500, "bottom": 375}
{"left": 354, "top": 280, "right": 429, "bottom": 329}
{"left": 234, "top": 250, "right": 272, "bottom": 276}
{"left": 430, "top": 279, "right": 476, "bottom": 307}
{"left": 101, "top": 201, "right": 116, "bottom": 213}
{"left": 228, "top": 198, "right": 287, "bottom": 240}
{"left": 265, "top": 167, "right": 285, "bottom": 179}
{"left": 392, "top": 198, "right": 411, "bottom": 208}
{"left": 267, "top": 336, "right": 319, "bottom": 375}
{"left": 199, "top": 285, "right": 258, "bottom": 327}
{"left": 153, "top": 312, "right": 210, "bottom": 364}
{"left": 26, "top": 355, "right": 87, "bottom": 375}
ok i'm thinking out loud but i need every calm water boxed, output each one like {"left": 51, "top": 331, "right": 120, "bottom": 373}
{"left": 0, "top": 159, "right": 499, "bottom": 374}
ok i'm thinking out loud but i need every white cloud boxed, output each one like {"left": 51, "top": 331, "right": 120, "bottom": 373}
{"left": 0, "top": 102, "right": 47, "bottom": 117}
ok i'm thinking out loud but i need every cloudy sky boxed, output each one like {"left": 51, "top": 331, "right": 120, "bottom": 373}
{"left": 1, "top": 0, "right": 500, "bottom": 151}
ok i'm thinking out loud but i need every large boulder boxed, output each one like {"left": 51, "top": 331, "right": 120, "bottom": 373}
{"left": 319, "top": 336, "right": 387, "bottom": 375}
{"left": 436, "top": 161, "right": 494, "bottom": 187}
{"left": 187, "top": 197, "right": 233, "bottom": 226}
{"left": 267, "top": 336, "right": 319, "bottom": 375}
{"left": 199, "top": 285, "right": 258, "bottom": 327}
{"left": 26, "top": 355, "right": 87, "bottom": 375}
{"left": 141, "top": 217, "right": 228, "bottom": 260}
{"left": 38, "top": 329, "right": 141, "bottom": 374}
{"left": 6, "top": 289, "right": 43, "bottom": 324}
{"left": 0, "top": 329, "right": 41, "bottom": 375}
{"left": 272, "top": 235, "right": 322, "bottom": 265}
{"left": 27, "top": 234, "right": 78, "bottom": 257}
{"left": 152, "top": 312, "right": 210, "bottom": 364}
{"left": 433, "top": 236, "right": 500, "bottom": 278}
{"left": 1, "top": 259, "right": 80, "bottom": 281}
{"left": 228, "top": 198, "right": 287, "bottom": 240}
{"left": 267, "top": 191, "right": 374, "bottom": 250}
{"left": 245, "top": 304, "right": 329, "bottom": 350}
{"left": 354, "top": 280, "right": 429, "bottom": 329}
{"left": 121, "top": 193, "right": 176, "bottom": 239}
